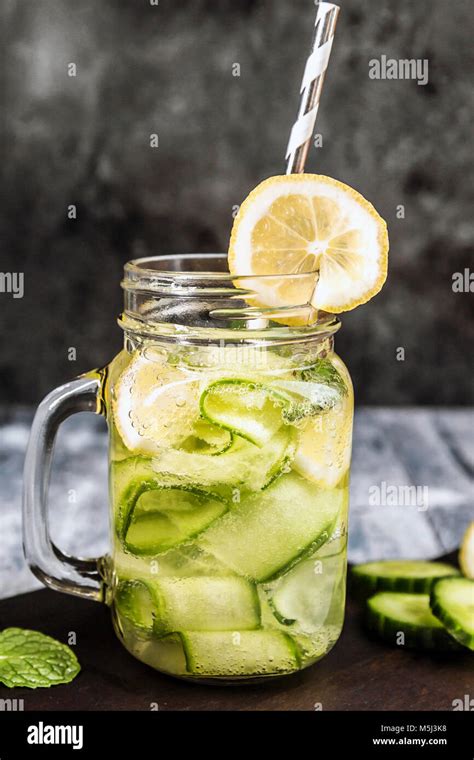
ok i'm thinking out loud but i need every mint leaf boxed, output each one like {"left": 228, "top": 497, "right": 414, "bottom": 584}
{"left": 301, "top": 358, "right": 347, "bottom": 395}
{"left": 0, "top": 628, "right": 80, "bottom": 688}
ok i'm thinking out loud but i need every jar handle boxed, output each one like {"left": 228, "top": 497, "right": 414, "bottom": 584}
{"left": 23, "top": 373, "right": 106, "bottom": 602}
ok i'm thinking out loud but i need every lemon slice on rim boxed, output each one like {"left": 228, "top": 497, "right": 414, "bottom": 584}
{"left": 228, "top": 174, "right": 389, "bottom": 314}
{"left": 112, "top": 349, "right": 202, "bottom": 455}
{"left": 459, "top": 522, "right": 474, "bottom": 579}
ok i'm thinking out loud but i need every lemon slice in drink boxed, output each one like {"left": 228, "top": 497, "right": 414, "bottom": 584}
{"left": 112, "top": 349, "right": 201, "bottom": 455}
{"left": 228, "top": 174, "right": 388, "bottom": 314}
{"left": 459, "top": 522, "right": 474, "bottom": 579}
{"left": 293, "top": 355, "right": 353, "bottom": 488}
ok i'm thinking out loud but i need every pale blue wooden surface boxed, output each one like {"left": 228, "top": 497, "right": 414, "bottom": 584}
{"left": 1, "top": 407, "right": 472, "bottom": 600}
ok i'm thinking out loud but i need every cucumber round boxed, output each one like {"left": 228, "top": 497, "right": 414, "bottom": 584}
{"left": 352, "top": 560, "right": 460, "bottom": 598}
{"left": 115, "top": 576, "right": 260, "bottom": 634}
{"left": 366, "top": 592, "right": 461, "bottom": 650}
{"left": 200, "top": 379, "right": 291, "bottom": 447}
{"left": 151, "top": 425, "right": 297, "bottom": 495}
{"left": 196, "top": 472, "right": 344, "bottom": 582}
{"left": 430, "top": 577, "right": 474, "bottom": 651}
{"left": 179, "top": 630, "right": 300, "bottom": 677}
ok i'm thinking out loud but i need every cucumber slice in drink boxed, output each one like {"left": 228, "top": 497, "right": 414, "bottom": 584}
{"left": 115, "top": 580, "right": 155, "bottom": 632}
{"left": 124, "top": 486, "right": 227, "bottom": 555}
{"left": 352, "top": 560, "right": 460, "bottom": 598}
{"left": 200, "top": 379, "right": 291, "bottom": 447}
{"left": 140, "top": 633, "right": 187, "bottom": 676}
{"left": 120, "top": 626, "right": 188, "bottom": 677}
{"left": 267, "top": 550, "right": 346, "bottom": 631}
{"left": 179, "top": 419, "right": 233, "bottom": 455}
{"left": 116, "top": 576, "right": 260, "bottom": 634}
{"left": 430, "top": 577, "right": 474, "bottom": 650}
{"left": 115, "top": 543, "right": 236, "bottom": 580}
{"left": 366, "top": 592, "right": 461, "bottom": 650}
{"left": 111, "top": 456, "right": 154, "bottom": 525}
{"left": 197, "top": 472, "right": 344, "bottom": 582}
{"left": 153, "top": 577, "right": 260, "bottom": 633}
{"left": 179, "top": 630, "right": 300, "bottom": 677}
{"left": 112, "top": 457, "right": 228, "bottom": 554}
{"left": 152, "top": 425, "right": 296, "bottom": 494}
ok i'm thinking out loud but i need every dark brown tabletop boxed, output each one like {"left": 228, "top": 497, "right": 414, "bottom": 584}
{"left": 0, "top": 583, "right": 471, "bottom": 711}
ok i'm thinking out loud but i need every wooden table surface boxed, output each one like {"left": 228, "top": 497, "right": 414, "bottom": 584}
{"left": 1, "top": 575, "right": 471, "bottom": 712}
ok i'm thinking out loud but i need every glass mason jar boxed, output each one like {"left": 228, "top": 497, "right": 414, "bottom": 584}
{"left": 23, "top": 254, "right": 353, "bottom": 683}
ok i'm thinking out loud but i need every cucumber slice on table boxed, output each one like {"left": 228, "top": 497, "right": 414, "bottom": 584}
{"left": 116, "top": 576, "right": 260, "bottom": 633}
{"left": 112, "top": 457, "right": 228, "bottom": 555}
{"left": 352, "top": 560, "right": 460, "bottom": 597}
{"left": 430, "top": 577, "right": 474, "bottom": 650}
{"left": 366, "top": 592, "right": 461, "bottom": 650}
{"left": 179, "top": 630, "right": 300, "bottom": 677}
{"left": 196, "top": 472, "right": 344, "bottom": 582}
{"left": 267, "top": 550, "right": 346, "bottom": 631}
{"left": 200, "top": 379, "right": 291, "bottom": 446}
{"left": 152, "top": 425, "right": 296, "bottom": 494}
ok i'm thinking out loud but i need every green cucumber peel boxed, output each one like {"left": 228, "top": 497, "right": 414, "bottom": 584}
{"left": 351, "top": 560, "right": 460, "bottom": 598}
{"left": 200, "top": 378, "right": 292, "bottom": 447}
{"left": 113, "top": 459, "right": 228, "bottom": 555}
{"left": 430, "top": 577, "right": 474, "bottom": 651}
{"left": 366, "top": 592, "right": 462, "bottom": 651}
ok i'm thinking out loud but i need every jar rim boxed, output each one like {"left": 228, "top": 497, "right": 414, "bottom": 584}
{"left": 120, "top": 253, "right": 341, "bottom": 345}
{"left": 124, "top": 253, "right": 320, "bottom": 283}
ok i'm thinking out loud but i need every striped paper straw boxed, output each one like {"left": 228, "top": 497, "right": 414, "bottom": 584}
{"left": 286, "top": 2, "right": 340, "bottom": 175}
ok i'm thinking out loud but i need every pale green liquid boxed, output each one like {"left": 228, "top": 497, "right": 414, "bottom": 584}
{"left": 107, "top": 344, "right": 352, "bottom": 681}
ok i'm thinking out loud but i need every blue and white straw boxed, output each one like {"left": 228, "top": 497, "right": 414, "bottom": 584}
{"left": 286, "top": 2, "right": 340, "bottom": 175}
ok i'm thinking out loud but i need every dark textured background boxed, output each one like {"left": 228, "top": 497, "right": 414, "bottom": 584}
{"left": 2, "top": 0, "right": 473, "bottom": 404}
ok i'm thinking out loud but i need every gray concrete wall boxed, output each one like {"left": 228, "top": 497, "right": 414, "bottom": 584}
{"left": 2, "top": 0, "right": 473, "bottom": 403}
